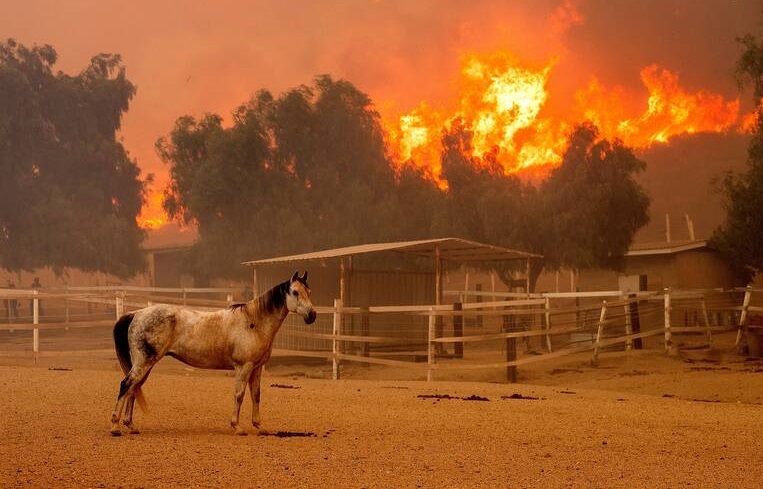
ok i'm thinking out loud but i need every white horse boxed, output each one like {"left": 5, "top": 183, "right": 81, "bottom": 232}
{"left": 110, "top": 272, "right": 316, "bottom": 436}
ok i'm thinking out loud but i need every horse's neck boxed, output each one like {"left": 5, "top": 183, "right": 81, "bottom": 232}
{"left": 245, "top": 282, "right": 289, "bottom": 334}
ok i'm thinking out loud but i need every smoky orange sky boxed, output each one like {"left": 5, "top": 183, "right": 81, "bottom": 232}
{"left": 2, "top": 0, "right": 761, "bottom": 229}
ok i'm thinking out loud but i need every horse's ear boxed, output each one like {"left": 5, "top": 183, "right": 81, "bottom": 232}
{"left": 301, "top": 271, "right": 308, "bottom": 283}
{"left": 291, "top": 271, "right": 299, "bottom": 283}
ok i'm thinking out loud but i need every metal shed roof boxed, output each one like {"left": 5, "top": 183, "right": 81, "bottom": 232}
{"left": 626, "top": 239, "right": 710, "bottom": 257}
{"left": 242, "top": 237, "right": 540, "bottom": 266}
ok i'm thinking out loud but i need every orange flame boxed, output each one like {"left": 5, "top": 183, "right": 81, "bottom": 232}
{"left": 137, "top": 190, "right": 168, "bottom": 229}
{"left": 384, "top": 52, "right": 746, "bottom": 185}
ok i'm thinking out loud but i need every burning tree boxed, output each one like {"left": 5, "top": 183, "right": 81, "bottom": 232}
{"left": 439, "top": 121, "right": 649, "bottom": 291}
{"left": 158, "top": 76, "right": 441, "bottom": 280}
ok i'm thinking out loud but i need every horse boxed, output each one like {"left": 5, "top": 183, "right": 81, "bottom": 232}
{"left": 109, "top": 271, "right": 316, "bottom": 436}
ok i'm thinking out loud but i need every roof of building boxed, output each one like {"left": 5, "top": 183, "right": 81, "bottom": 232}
{"left": 242, "top": 237, "right": 541, "bottom": 266}
{"left": 626, "top": 239, "right": 711, "bottom": 257}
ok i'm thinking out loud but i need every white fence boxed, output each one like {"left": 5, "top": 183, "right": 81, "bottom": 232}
{"left": 1, "top": 286, "right": 760, "bottom": 382}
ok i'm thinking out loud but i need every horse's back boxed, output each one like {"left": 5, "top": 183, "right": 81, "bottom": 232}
{"left": 137, "top": 305, "right": 238, "bottom": 369}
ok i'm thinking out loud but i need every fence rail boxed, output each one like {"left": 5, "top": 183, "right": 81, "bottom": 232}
{"left": 1, "top": 286, "right": 759, "bottom": 382}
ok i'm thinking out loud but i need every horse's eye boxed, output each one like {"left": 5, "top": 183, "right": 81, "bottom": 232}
{"left": 292, "top": 290, "right": 299, "bottom": 297}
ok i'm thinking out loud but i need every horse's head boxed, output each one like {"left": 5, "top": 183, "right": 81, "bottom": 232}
{"left": 287, "top": 271, "right": 316, "bottom": 324}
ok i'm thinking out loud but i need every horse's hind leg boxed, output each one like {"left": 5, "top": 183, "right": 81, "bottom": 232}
{"left": 122, "top": 375, "right": 149, "bottom": 434}
{"left": 230, "top": 362, "right": 254, "bottom": 435}
{"left": 110, "top": 359, "right": 156, "bottom": 436}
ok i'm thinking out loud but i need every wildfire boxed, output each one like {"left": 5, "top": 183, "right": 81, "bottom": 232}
{"left": 137, "top": 190, "right": 168, "bottom": 229}
{"left": 141, "top": 51, "right": 750, "bottom": 229}
{"left": 383, "top": 52, "right": 746, "bottom": 185}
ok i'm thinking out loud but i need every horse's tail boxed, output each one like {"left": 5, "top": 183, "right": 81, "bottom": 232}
{"left": 113, "top": 313, "right": 148, "bottom": 412}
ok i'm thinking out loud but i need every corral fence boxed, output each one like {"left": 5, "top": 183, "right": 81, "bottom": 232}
{"left": 1, "top": 286, "right": 761, "bottom": 382}
{"left": 0, "top": 286, "right": 243, "bottom": 362}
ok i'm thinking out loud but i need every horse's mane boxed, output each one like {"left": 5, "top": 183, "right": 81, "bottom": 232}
{"left": 228, "top": 280, "right": 288, "bottom": 315}
{"left": 230, "top": 277, "right": 309, "bottom": 316}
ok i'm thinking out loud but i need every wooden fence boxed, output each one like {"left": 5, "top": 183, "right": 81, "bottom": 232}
{"left": 1, "top": 286, "right": 759, "bottom": 382}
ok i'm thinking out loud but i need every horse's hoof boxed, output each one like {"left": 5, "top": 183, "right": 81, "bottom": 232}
{"left": 110, "top": 428, "right": 122, "bottom": 437}
{"left": 127, "top": 427, "right": 140, "bottom": 435}
{"left": 234, "top": 426, "right": 248, "bottom": 436}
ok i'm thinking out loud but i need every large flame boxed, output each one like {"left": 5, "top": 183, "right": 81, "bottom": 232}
{"left": 383, "top": 52, "right": 746, "bottom": 186}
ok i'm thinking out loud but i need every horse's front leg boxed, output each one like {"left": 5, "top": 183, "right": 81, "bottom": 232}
{"left": 230, "top": 362, "right": 254, "bottom": 436}
{"left": 248, "top": 366, "right": 265, "bottom": 434}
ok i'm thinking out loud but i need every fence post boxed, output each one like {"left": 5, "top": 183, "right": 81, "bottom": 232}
{"left": 226, "top": 293, "right": 233, "bottom": 305}
{"left": 664, "top": 288, "right": 672, "bottom": 353}
{"left": 65, "top": 285, "right": 70, "bottom": 323}
{"left": 701, "top": 297, "right": 712, "bottom": 345}
{"left": 453, "top": 302, "right": 463, "bottom": 358}
{"left": 624, "top": 297, "right": 633, "bottom": 351}
{"left": 544, "top": 296, "right": 552, "bottom": 353}
{"left": 592, "top": 300, "right": 608, "bottom": 364}
{"left": 33, "top": 290, "right": 39, "bottom": 365}
{"left": 735, "top": 287, "right": 752, "bottom": 349}
{"left": 115, "top": 291, "right": 124, "bottom": 320}
{"left": 361, "top": 307, "right": 370, "bottom": 358}
{"left": 427, "top": 307, "right": 436, "bottom": 382}
{"left": 332, "top": 299, "right": 342, "bottom": 380}
{"left": 503, "top": 314, "right": 517, "bottom": 383}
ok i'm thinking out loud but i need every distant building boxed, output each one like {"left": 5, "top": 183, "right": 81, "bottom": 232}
{"left": 535, "top": 239, "right": 738, "bottom": 293}
{"left": 144, "top": 243, "right": 196, "bottom": 288}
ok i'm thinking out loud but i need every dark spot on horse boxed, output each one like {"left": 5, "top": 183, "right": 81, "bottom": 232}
{"left": 249, "top": 323, "right": 255, "bottom": 329}
{"left": 141, "top": 341, "right": 157, "bottom": 359}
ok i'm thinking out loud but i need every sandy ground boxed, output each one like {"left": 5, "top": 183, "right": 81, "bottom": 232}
{"left": 1, "top": 331, "right": 763, "bottom": 488}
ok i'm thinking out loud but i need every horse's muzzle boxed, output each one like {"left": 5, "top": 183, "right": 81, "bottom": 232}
{"left": 305, "top": 310, "right": 317, "bottom": 324}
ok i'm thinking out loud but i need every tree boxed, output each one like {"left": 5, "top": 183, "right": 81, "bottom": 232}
{"left": 710, "top": 30, "right": 763, "bottom": 283}
{"left": 438, "top": 121, "right": 650, "bottom": 291}
{"left": 0, "top": 39, "right": 147, "bottom": 277}
{"left": 537, "top": 123, "right": 650, "bottom": 284}
{"left": 159, "top": 75, "right": 439, "bottom": 280}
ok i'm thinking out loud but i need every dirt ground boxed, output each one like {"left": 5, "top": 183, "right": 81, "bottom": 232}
{"left": 1, "top": 330, "right": 763, "bottom": 488}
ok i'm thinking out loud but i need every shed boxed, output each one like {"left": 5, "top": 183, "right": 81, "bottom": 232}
{"left": 242, "top": 238, "right": 540, "bottom": 354}
{"left": 242, "top": 237, "right": 540, "bottom": 307}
